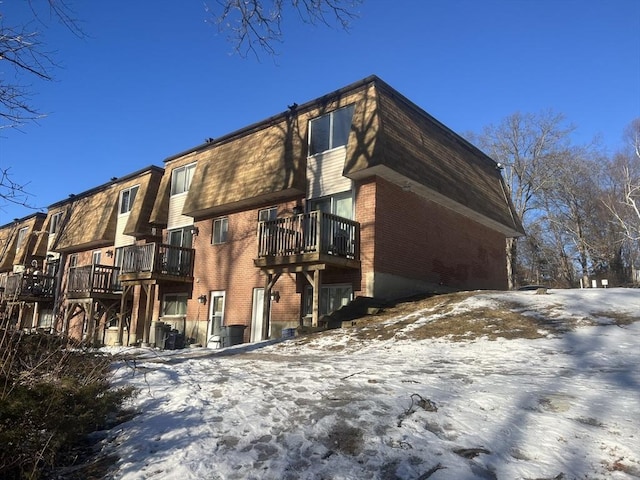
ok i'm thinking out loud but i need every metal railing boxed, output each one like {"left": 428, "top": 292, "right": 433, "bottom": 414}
{"left": 257, "top": 211, "right": 360, "bottom": 259}
{"left": 68, "top": 264, "right": 122, "bottom": 294}
{"left": 119, "top": 243, "right": 195, "bottom": 277}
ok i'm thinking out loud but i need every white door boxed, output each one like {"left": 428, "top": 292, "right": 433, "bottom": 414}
{"left": 250, "top": 288, "right": 270, "bottom": 342}
{"left": 206, "top": 291, "right": 225, "bottom": 348}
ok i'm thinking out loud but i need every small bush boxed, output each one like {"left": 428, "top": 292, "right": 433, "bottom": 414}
{"left": 0, "top": 328, "right": 134, "bottom": 479}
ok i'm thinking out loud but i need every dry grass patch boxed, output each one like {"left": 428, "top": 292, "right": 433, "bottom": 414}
{"left": 404, "top": 307, "right": 548, "bottom": 341}
{"left": 590, "top": 311, "right": 639, "bottom": 326}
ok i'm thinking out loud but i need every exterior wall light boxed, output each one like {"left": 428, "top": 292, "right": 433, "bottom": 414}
{"left": 197, "top": 294, "right": 207, "bottom": 304}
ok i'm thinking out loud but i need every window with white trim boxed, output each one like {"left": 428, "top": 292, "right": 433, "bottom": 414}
{"left": 69, "top": 254, "right": 78, "bottom": 268}
{"left": 308, "top": 191, "right": 353, "bottom": 220}
{"left": 212, "top": 217, "right": 228, "bottom": 245}
{"left": 162, "top": 293, "right": 188, "bottom": 317}
{"left": 171, "top": 163, "right": 196, "bottom": 196}
{"left": 258, "top": 207, "right": 278, "bottom": 222}
{"left": 119, "top": 185, "right": 139, "bottom": 214}
{"left": 92, "top": 251, "right": 101, "bottom": 265}
{"left": 37, "top": 309, "right": 54, "bottom": 329}
{"left": 308, "top": 105, "right": 355, "bottom": 156}
{"left": 16, "top": 227, "right": 28, "bottom": 249}
{"left": 49, "top": 212, "right": 62, "bottom": 235}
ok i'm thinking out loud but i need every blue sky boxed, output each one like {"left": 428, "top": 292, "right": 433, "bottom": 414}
{"left": 1, "top": 0, "right": 639, "bottom": 224}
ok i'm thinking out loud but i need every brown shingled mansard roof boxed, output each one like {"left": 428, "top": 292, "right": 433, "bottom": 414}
{"left": 47, "top": 166, "right": 164, "bottom": 253}
{"left": 0, "top": 213, "right": 47, "bottom": 271}
{"left": 154, "top": 75, "right": 524, "bottom": 237}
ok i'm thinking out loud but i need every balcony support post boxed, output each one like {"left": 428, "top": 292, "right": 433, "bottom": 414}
{"left": 116, "top": 284, "right": 134, "bottom": 346}
{"left": 302, "top": 269, "right": 322, "bottom": 327}
{"left": 85, "top": 300, "right": 96, "bottom": 344}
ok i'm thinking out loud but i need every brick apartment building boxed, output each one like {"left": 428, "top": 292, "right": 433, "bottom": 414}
{"left": 0, "top": 75, "right": 524, "bottom": 348}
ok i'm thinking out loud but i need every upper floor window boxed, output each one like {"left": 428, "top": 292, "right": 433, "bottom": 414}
{"left": 212, "top": 217, "right": 228, "bottom": 245}
{"left": 49, "top": 212, "right": 62, "bottom": 235}
{"left": 16, "top": 227, "right": 28, "bottom": 249}
{"left": 309, "top": 191, "right": 353, "bottom": 220}
{"left": 171, "top": 163, "right": 196, "bottom": 196}
{"left": 69, "top": 254, "right": 78, "bottom": 269}
{"left": 168, "top": 227, "right": 194, "bottom": 248}
{"left": 119, "top": 185, "right": 139, "bottom": 214}
{"left": 92, "top": 251, "right": 101, "bottom": 265}
{"left": 308, "top": 105, "right": 355, "bottom": 156}
{"left": 258, "top": 207, "right": 278, "bottom": 222}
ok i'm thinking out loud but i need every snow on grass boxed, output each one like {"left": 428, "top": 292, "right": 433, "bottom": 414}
{"left": 102, "top": 288, "right": 640, "bottom": 480}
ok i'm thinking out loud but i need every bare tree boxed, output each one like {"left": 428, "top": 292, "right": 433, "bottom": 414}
{"left": 606, "top": 119, "right": 640, "bottom": 242}
{"left": 0, "top": 1, "right": 82, "bottom": 209}
{"left": 476, "top": 110, "right": 574, "bottom": 288}
{"left": 0, "top": 1, "right": 83, "bottom": 129}
{"left": 206, "top": 0, "right": 362, "bottom": 58}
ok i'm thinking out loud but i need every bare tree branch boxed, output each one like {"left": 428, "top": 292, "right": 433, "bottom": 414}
{"left": 205, "top": 0, "right": 362, "bottom": 58}
{"left": 0, "top": 1, "right": 83, "bottom": 209}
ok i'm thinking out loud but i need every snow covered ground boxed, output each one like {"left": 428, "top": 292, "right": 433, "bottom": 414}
{"left": 102, "top": 288, "right": 640, "bottom": 480}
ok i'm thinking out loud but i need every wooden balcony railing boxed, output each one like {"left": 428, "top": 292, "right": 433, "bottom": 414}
{"left": 3, "top": 272, "right": 56, "bottom": 299}
{"left": 119, "top": 243, "right": 195, "bottom": 279}
{"left": 257, "top": 211, "right": 360, "bottom": 260}
{"left": 68, "top": 264, "right": 122, "bottom": 295}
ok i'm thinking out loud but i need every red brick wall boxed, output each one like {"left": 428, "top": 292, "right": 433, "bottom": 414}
{"left": 372, "top": 177, "right": 508, "bottom": 290}
{"left": 186, "top": 201, "right": 303, "bottom": 341}
{"left": 352, "top": 178, "right": 376, "bottom": 294}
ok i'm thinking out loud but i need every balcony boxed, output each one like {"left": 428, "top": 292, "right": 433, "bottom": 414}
{"left": 3, "top": 272, "right": 56, "bottom": 301}
{"left": 118, "top": 243, "right": 195, "bottom": 284}
{"left": 254, "top": 211, "right": 360, "bottom": 270}
{"left": 66, "top": 264, "right": 122, "bottom": 299}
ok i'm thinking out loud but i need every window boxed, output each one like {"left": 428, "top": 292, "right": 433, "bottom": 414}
{"left": 171, "top": 163, "right": 196, "bottom": 196}
{"left": 16, "top": 227, "right": 28, "bottom": 249}
{"left": 92, "top": 251, "right": 101, "bottom": 265}
{"left": 309, "top": 105, "right": 355, "bottom": 155}
{"left": 304, "top": 284, "right": 353, "bottom": 317}
{"left": 165, "top": 228, "right": 194, "bottom": 275}
{"left": 49, "top": 212, "right": 62, "bottom": 235}
{"left": 119, "top": 185, "right": 139, "bottom": 214}
{"left": 69, "top": 254, "right": 78, "bottom": 269}
{"left": 168, "top": 227, "right": 194, "bottom": 248}
{"left": 162, "top": 294, "right": 188, "bottom": 317}
{"left": 212, "top": 217, "right": 228, "bottom": 244}
{"left": 258, "top": 207, "right": 278, "bottom": 222}
{"left": 37, "top": 309, "right": 54, "bottom": 329}
{"left": 309, "top": 191, "right": 353, "bottom": 219}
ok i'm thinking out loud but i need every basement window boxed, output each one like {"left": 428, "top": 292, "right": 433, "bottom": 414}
{"left": 303, "top": 284, "right": 352, "bottom": 317}
{"left": 308, "top": 105, "right": 355, "bottom": 156}
{"left": 162, "top": 294, "right": 188, "bottom": 317}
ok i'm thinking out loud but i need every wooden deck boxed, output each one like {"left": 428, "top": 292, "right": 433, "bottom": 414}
{"left": 118, "top": 243, "right": 195, "bottom": 284}
{"left": 254, "top": 211, "right": 360, "bottom": 270}
{"left": 66, "top": 264, "right": 122, "bottom": 299}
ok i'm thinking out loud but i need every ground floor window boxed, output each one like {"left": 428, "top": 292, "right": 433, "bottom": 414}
{"left": 162, "top": 293, "right": 188, "bottom": 317}
{"left": 304, "top": 284, "right": 352, "bottom": 317}
{"left": 37, "top": 309, "right": 54, "bottom": 329}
